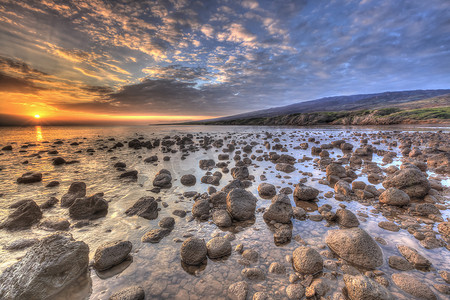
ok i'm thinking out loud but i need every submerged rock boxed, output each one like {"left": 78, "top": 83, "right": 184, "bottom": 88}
{"left": 344, "top": 275, "right": 394, "bottom": 300}
{"left": 0, "top": 233, "right": 89, "bottom": 299}
{"left": 228, "top": 281, "right": 248, "bottom": 300}
{"left": 397, "top": 245, "right": 431, "bottom": 269}
{"left": 94, "top": 241, "right": 132, "bottom": 271}
{"left": 141, "top": 229, "right": 171, "bottom": 243}
{"left": 392, "top": 273, "right": 436, "bottom": 300}
{"left": 109, "top": 286, "right": 145, "bottom": 300}
{"left": 325, "top": 227, "right": 383, "bottom": 269}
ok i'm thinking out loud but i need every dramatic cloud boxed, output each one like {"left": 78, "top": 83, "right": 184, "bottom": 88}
{"left": 0, "top": 0, "right": 449, "bottom": 120}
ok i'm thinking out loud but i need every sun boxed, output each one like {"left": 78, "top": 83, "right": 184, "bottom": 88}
{"left": 34, "top": 114, "right": 41, "bottom": 119}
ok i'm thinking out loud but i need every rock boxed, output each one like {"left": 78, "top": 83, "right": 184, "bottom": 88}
{"left": 180, "top": 237, "right": 207, "bottom": 265}
{"left": 0, "top": 200, "right": 42, "bottom": 230}
{"left": 16, "top": 172, "right": 42, "bottom": 184}
{"left": 153, "top": 170, "right": 172, "bottom": 188}
{"left": 391, "top": 273, "right": 436, "bottom": 300}
{"left": 382, "top": 167, "right": 430, "bottom": 198}
{"left": 206, "top": 237, "right": 232, "bottom": 258}
{"left": 1, "top": 145, "right": 12, "bottom": 151}
{"left": 0, "top": 233, "right": 89, "bottom": 299}
{"left": 433, "top": 283, "right": 450, "bottom": 295}
{"left": 144, "top": 155, "right": 157, "bottom": 163}
{"left": 180, "top": 174, "right": 196, "bottom": 186}
{"left": 397, "top": 245, "right": 431, "bottom": 269}
{"left": 212, "top": 210, "right": 232, "bottom": 227}
{"left": 40, "top": 217, "right": 70, "bottom": 231}
{"left": 334, "top": 180, "right": 351, "bottom": 195}
{"left": 388, "top": 256, "right": 413, "bottom": 271}
{"left": 415, "top": 203, "right": 440, "bottom": 216}
{"left": 263, "top": 194, "right": 293, "bottom": 224}
{"left": 46, "top": 180, "right": 60, "bottom": 188}
{"left": 172, "top": 209, "right": 187, "bottom": 218}
{"left": 141, "top": 229, "right": 171, "bottom": 243}
{"left": 274, "top": 227, "right": 292, "bottom": 245}
{"left": 336, "top": 208, "right": 360, "bottom": 228}
{"left": 378, "top": 221, "right": 399, "bottom": 232}
{"left": 379, "top": 188, "right": 410, "bottom": 206}
{"left": 68, "top": 193, "right": 108, "bottom": 220}
{"left": 199, "top": 159, "right": 215, "bottom": 170}
{"left": 286, "top": 283, "right": 305, "bottom": 300}
{"left": 242, "top": 249, "right": 259, "bottom": 263}
{"left": 293, "top": 207, "right": 307, "bottom": 219}
{"left": 228, "top": 281, "right": 248, "bottom": 300}
{"left": 252, "top": 292, "right": 271, "bottom": 300}
{"left": 439, "top": 270, "right": 450, "bottom": 283}
{"left": 258, "top": 183, "right": 276, "bottom": 199}
{"left": 192, "top": 199, "right": 210, "bottom": 220}
{"left": 158, "top": 217, "right": 175, "bottom": 229}
{"left": 269, "top": 262, "right": 286, "bottom": 274}
{"left": 40, "top": 197, "right": 59, "bottom": 209}
{"left": 231, "top": 166, "right": 250, "bottom": 179}
{"left": 109, "top": 286, "right": 145, "bottom": 300}
{"left": 94, "top": 241, "right": 132, "bottom": 271}
{"left": 226, "top": 188, "right": 257, "bottom": 221}
{"left": 61, "top": 182, "right": 87, "bottom": 207}
{"left": 294, "top": 184, "right": 319, "bottom": 201}
{"left": 119, "top": 170, "right": 138, "bottom": 180}
{"left": 275, "top": 163, "right": 295, "bottom": 173}
{"left": 52, "top": 157, "right": 66, "bottom": 165}
{"left": 242, "top": 268, "right": 265, "bottom": 280}
{"left": 125, "top": 196, "right": 158, "bottom": 220}
{"left": 325, "top": 228, "right": 383, "bottom": 269}
{"left": 344, "top": 274, "right": 394, "bottom": 300}
{"left": 4, "top": 238, "right": 39, "bottom": 251}
{"left": 292, "top": 246, "right": 323, "bottom": 275}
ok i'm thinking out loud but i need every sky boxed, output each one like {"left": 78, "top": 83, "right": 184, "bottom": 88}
{"left": 0, "top": 0, "right": 449, "bottom": 124}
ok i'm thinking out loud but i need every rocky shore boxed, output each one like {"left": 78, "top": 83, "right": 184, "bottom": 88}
{"left": 0, "top": 126, "right": 449, "bottom": 299}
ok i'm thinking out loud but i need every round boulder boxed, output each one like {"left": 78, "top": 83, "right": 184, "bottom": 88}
{"left": 294, "top": 184, "right": 319, "bottom": 201}
{"left": 226, "top": 188, "right": 257, "bottom": 221}
{"left": 180, "top": 237, "right": 207, "bottom": 265}
{"left": 379, "top": 188, "right": 410, "bottom": 206}
{"left": 325, "top": 227, "right": 383, "bottom": 269}
{"left": 257, "top": 183, "right": 276, "bottom": 199}
{"left": 93, "top": 240, "right": 132, "bottom": 271}
{"left": 206, "top": 237, "right": 232, "bottom": 259}
{"left": 292, "top": 246, "right": 323, "bottom": 275}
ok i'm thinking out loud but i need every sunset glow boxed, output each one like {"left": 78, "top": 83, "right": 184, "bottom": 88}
{"left": 34, "top": 114, "right": 40, "bottom": 119}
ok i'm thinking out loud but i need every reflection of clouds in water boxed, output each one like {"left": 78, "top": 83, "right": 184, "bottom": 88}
{"left": 35, "top": 126, "right": 42, "bottom": 141}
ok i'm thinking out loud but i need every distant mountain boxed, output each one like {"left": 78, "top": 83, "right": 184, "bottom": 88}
{"left": 206, "top": 89, "right": 450, "bottom": 122}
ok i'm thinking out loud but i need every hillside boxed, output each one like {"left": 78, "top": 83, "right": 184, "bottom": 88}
{"left": 207, "top": 89, "right": 450, "bottom": 122}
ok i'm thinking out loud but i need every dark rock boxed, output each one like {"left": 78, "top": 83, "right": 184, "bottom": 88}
{"left": 336, "top": 208, "right": 360, "bottom": 228}
{"left": 294, "top": 184, "right": 319, "bottom": 201}
{"left": 52, "top": 157, "right": 66, "bottom": 165}
{"left": 382, "top": 167, "right": 430, "bottom": 198}
{"left": 258, "top": 183, "right": 276, "bottom": 199}
{"left": 206, "top": 237, "right": 232, "bottom": 258}
{"left": 40, "top": 197, "right": 59, "bottom": 209}
{"left": 180, "top": 174, "right": 196, "bottom": 186}
{"left": 141, "top": 228, "right": 171, "bottom": 243}
{"left": 0, "top": 200, "right": 42, "bottom": 230}
{"left": 125, "top": 196, "right": 158, "bottom": 220}
{"left": 226, "top": 188, "right": 257, "bottom": 221}
{"left": 61, "top": 182, "right": 86, "bottom": 207}
{"left": 263, "top": 194, "right": 293, "bottom": 224}
{"left": 17, "top": 172, "right": 42, "bottom": 184}
{"left": 180, "top": 237, "right": 207, "bottom": 265}
{"left": 153, "top": 169, "right": 172, "bottom": 188}
{"left": 46, "top": 181, "right": 60, "bottom": 188}
{"left": 0, "top": 233, "right": 89, "bottom": 299}
{"left": 68, "top": 193, "right": 108, "bottom": 220}
{"left": 94, "top": 241, "right": 132, "bottom": 271}
{"left": 119, "top": 170, "right": 138, "bottom": 180}
{"left": 379, "top": 187, "right": 410, "bottom": 206}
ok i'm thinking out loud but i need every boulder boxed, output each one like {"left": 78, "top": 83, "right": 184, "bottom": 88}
{"left": 0, "top": 200, "right": 42, "bottom": 230}
{"left": 206, "top": 237, "right": 232, "bottom": 258}
{"left": 16, "top": 172, "right": 42, "bottom": 184}
{"left": 180, "top": 174, "right": 196, "bottom": 186}
{"left": 334, "top": 180, "right": 351, "bottom": 196}
{"left": 388, "top": 256, "right": 413, "bottom": 271}
{"left": 263, "top": 194, "right": 293, "bottom": 224}
{"left": 93, "top": 241, "right": 132, "bottom": 271}
{"left": 344, "top": 275, "right": 394, "bottom": 300}
{"left": 180, "top": 237, "right": 207, "bottom": 265}
{"left": 125, "top": 196, "right": 158, "bottom": 220}
{"left": 68, "top": 193, "right": 108, "bottom": 220}
{"left": 231, "top": 166, "right": 249, "bottom": 180}
{"left": 141, "top": 229, "right": 171, "bottom": 243}
{"left": 325, "top": 228, "right": 383, "bottom": 269}
{"left": 40, "top": 217, "right": 70, "bottom": 231}
{"left": 257, "top": 183, "right": 276, "bottom": 199}
{"left": 153, "top": 170, "right": 172, "bottom": 188}
{"left": 382, "top": 167, "right": 430, "bottom": 198}
{"left": 192, "top": 199, "right": 210, "bottom": 220}
{"left": 392, "top": 273, "right": 436, "bottom": 300}
{"left": 212, "top": 210, "right": 232, "bottom": 227}
{"left": 228, "top": 281, "right": 248, "bottom": 300}
{"left": 226, "top": 188, "right": 257, "bottom": 221}
{"left": 61, "top": 182, "right": 87, "bottom": 207}
{"left": 275, "top": 163, "right": 295, "bottom": 173}
{"left": 286, "top": 283, "right": 305, "bottom": 300}
{"left": 0, "top": 233, "right": 89, "bottom": 299}
{"left": 379, "top": 188, "right": 410, "bottom": 206}
{"left": 158, "top": 217, "right": 175, "bottom": 229}
{"left": 199, "top": 159, "right": 215, "bottom": 170}
{"left": 397, "top": 245, "right": 431, "bottom": 269}
{"left": 292, "top": 246, "right": 323, "bottom": 275}
{"left": 294, "top": 184, "right": 319, "bottom": 201}
{"left": 336, "top": 208, "right": 360, "bottom": 228}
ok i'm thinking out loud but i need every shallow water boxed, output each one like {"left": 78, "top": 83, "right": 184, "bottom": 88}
{"left": 0, "top": 124, "right": 449, "bottom": 299}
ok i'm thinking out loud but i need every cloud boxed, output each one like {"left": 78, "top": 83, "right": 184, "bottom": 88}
{"left": 0, "top": 72, "right": 45, "bottom": 94}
